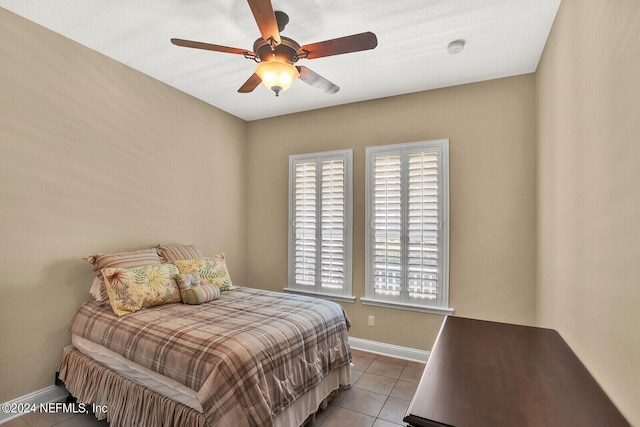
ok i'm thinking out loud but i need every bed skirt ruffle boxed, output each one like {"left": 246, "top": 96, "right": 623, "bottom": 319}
{"left": 58, "top": 346, "right": 206, "bottom": 427}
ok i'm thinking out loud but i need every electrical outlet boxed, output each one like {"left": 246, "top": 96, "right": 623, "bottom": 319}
{"left": 368, "top": 315, "right": 375, "bottom": 326}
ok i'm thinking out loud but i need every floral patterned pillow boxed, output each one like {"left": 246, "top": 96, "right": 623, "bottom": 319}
{"left": 101, "top": 263, "right": 181, "bottom": 316}
{"left": 173, "top": 254, "right": 235, "bottom": 291}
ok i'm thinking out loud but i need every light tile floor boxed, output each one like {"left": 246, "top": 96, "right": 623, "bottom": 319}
{"left": 4, "top": 350, "right": 424, "bottom": 427}
{"left": 309, "top": 349, "right": 425, "bottom": 427}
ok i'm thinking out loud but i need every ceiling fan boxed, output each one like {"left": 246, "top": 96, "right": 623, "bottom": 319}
{"left": 171, "top": 0, "right": 378, "bottom": 97}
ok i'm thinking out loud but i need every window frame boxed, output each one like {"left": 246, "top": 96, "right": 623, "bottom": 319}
{"left": 362, "top": 139, "right": 453, "bottom": 315}
{"left": 285, "top": 149, "right": 355, "bottom": 303}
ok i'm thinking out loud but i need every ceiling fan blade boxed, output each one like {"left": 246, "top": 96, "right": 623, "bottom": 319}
{"left": 238, "top": 73, "right": 263, "bottom": 93}
{"left": 299, "top": 32, "right": 378, "bottom": 60}
{"left": 246, "top": 0, "right": 281, "bottom": 45}
{"left": 171, "top": 38, "right": 252, "bottom": 56}
{"left": 296, "top": 66, "right": 340, "bottom": 94}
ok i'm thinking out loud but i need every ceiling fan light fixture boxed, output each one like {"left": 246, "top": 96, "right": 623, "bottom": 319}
{"left": 255, "top": 61, "right": 299, "bottom": 96}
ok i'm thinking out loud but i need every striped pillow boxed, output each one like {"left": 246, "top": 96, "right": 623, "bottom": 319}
{"left": 175, "top": 272, "right": 220, "bottom": 305}
{"left": 84, "top": 248, "right": 163, "bottom": 302}
{"left": 156, "top": 244, "right": 204, "bottom": 263}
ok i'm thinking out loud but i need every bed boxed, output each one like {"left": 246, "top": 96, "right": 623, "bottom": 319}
{"left": 59, "top": 286, "right": 352, "bottom": 427}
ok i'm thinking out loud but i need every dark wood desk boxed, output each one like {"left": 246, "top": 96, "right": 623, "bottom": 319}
{"left": 404, "top": 316, "right": 630, "bottom": 427}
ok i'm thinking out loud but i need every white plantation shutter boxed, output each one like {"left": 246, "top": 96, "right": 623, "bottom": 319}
{"left": 373, "top": 155, "right": 402, "bottom": 296}
{"left": 365, "top": 140, "right": 451, "bottom": 314}
{"left": 294, "top": 162, "right": 316, "bottom": 287}
{"left": 288, "top": 150, "right": 353, "bottom": 299}
{"left": 407, "top": 152, "right": 439, "bottom": 301}
{"left": 321, "top": 160, "right": 345, "bottom": 289}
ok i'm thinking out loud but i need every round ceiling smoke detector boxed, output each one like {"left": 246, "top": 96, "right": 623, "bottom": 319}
{"left": 447, "top": 39, "right": 465, "bottom": 54}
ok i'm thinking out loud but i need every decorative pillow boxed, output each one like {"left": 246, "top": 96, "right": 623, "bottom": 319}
{"left": 173, "top": 254, "right": 235, "bottom": 291}
{"left": 175, "top": 272, "right": 220, "bottom": 305}
{"left": 101, "top": 263, "right": 181, "bottom": 317}
{"left": 89, "top": 277, "right": 103, "bottom": 301}
{"left": 84, "top": 248, "right": 163, "bottom": 302}
{"left": 175, "top": 271, "right": 202, "bottom": 290}
{"left": 156, "top": 244, "right": 204, "bottom": 263}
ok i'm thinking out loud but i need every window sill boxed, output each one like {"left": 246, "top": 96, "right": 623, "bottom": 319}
{"left": 360, "top": 297, "right": 454, "bottom": 315}
{"left": 283, "top": 288, "right": 356, "bottom": 304}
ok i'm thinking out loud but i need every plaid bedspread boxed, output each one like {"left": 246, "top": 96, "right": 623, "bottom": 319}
{"left": 69, "top": 287, "right": 351, "bottom": 427}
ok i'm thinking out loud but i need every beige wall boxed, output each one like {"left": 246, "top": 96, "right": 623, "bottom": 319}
{"left": 0, "top": 9, "right": 248, "bottom": 402}
{"left": 536, "top": 1, "right": 640, "bottom": 424}
{"left": 246, "top": 75, "right": 538, "bottom": 350}
{"left": 4, "top": 1, "right": 637, "bottom": 424}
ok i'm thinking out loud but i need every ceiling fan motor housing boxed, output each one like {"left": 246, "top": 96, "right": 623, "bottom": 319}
{"left": 253, "top": 36, "right": 301, "bottom": 64}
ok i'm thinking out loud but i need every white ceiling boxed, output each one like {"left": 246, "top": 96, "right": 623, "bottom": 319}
{"left": 1, "top": 0, "right": 560, "bottom": 121}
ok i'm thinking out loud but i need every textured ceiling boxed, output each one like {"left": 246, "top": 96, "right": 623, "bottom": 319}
{"left": 1, "top": 0, "right": 560, "bottom": 121}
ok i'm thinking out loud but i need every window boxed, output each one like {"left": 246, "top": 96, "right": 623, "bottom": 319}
{"left": 363, "top": 140, "right": 452, "bottom": 314}
{"left": 286, "top": 150, "right": 354, "bottom": 302}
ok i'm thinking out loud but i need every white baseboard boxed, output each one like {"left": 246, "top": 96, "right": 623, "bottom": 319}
{"left": 349, "top": 337, "right": 430, "bottom": 363}
{"left": 0, "top": 385, "right": 68, "bottom": 425}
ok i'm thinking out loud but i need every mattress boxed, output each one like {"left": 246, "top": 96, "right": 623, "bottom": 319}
{"left": 72, "top": 334, "right": 203, "bottom": 412}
